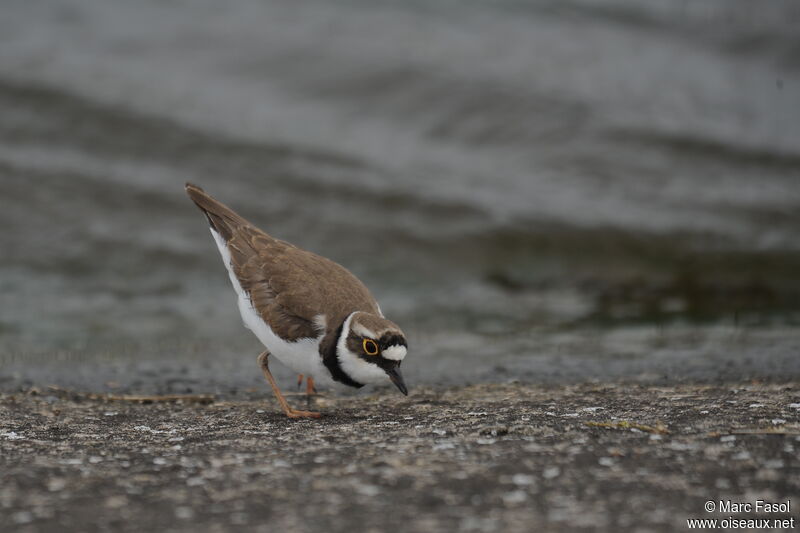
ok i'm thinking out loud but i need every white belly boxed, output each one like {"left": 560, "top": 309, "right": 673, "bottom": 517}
{"left": 209, "top": 229, "right": 333, "bottom": 385}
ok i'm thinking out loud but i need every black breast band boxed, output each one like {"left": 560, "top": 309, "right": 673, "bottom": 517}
{"left": 322, "top": 321, "right": 364, "bottom": 389}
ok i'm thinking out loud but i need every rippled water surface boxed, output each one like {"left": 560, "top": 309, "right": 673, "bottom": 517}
{"left": 1, "top": 0, "right": 799, "bottom": 392}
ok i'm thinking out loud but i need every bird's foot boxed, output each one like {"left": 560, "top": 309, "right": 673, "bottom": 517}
{"left": 285, "top": 408, "right": 322, "bottom": 419}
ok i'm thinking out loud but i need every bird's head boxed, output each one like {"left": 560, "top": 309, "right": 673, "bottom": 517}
{"left": 337, "top": 311, "right": 408, "bottom": 395}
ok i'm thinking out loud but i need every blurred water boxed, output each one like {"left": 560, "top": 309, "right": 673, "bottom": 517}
{"left": 1, "top": 0, "right": 799, "bottom": 392}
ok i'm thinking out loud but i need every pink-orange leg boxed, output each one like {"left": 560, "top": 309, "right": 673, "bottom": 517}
{"left": 258, "top": 351, "right": 321, "bottom": 419}
{"left": 296, "top": 374, "right": 317, "bottom": 408}
{"left": 296, "top": 374, "right": 317, "bottom": 395}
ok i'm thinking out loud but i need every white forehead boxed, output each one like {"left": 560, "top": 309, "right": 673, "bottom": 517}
{"left": 382, "top": 345, "right": 407, "bottom": 361}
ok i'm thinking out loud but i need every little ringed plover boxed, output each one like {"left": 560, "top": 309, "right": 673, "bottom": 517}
{"left": 186, "top": 183, "right": 409, "bottom": 418}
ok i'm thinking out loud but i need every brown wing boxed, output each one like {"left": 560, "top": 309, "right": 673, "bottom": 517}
{"left": 186, "top": 183, "right": 379, "bottom": 341}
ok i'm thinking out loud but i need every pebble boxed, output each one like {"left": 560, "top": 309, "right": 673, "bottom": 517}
{"left": 502, "top": 490, "right": 527, "bottom": 505}
{"left": 355, "top": 484, "right": 381, "bottom": 497}
{"left": 175, "top": 506, "right": 194, "bottom": 520}
{"left": 542, "top": 467, "right": 560, "bottom": 479}
{"left": 105, "top": 496, "right": 127, "bottom": 509}
{"left": 47, "top": 478, "right": 67, "bottom": 491}
{"left": 511, "top": 474, "right": 535, "bottom": 486}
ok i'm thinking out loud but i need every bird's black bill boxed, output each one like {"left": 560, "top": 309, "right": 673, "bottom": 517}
{"left": 386, "top": 367, "right": 408, "bottom": 396}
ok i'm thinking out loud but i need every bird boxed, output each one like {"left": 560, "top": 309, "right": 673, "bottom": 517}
{"left": 185, "top": 183, "right": 408, "bottom": 418}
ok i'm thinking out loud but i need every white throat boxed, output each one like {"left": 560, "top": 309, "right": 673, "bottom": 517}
{"left": 336, "top": 312, "right": 391, "bottom": 385}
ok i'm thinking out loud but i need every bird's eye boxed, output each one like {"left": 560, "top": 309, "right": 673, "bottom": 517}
{"left": 362, "top": 338, "right": 379, "bottom": 356}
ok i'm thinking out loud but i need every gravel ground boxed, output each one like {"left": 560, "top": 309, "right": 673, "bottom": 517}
{"left": 1, "top": 383, "right": 799, "bottom": 532}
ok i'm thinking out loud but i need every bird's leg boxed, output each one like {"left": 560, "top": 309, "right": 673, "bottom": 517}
{"left": 257, "top": 351, "right": 321, "bottom": 419}
{"left": 296, "top": 374, "right": 304, "bottom": 390}
{"left": 305, "top": 376, "right": 316, "bottom": 408}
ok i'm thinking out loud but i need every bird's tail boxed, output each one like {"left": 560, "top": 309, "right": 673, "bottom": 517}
{"left": 185, "top": 183, "right": 250, "bottom": 241}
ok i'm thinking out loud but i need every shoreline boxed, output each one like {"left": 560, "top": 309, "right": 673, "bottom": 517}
{"left": 2, "top": 382, "right": 799, "bottom": 532}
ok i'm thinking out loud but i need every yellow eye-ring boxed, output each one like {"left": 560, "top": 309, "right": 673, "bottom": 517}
{"left": 362, "top": 338, "right": 379, "bottom": 356}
